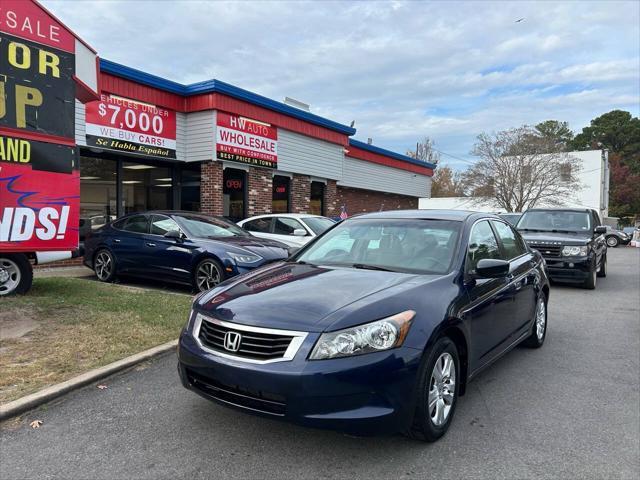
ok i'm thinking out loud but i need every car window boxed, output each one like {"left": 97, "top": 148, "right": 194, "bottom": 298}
{"left": 150, "top": 215, "right": 180, "bottom": 236}
{"left": 492, "top": 220, "right": 527, "bottom": 260}
{"left": 467, "top": 220, "right": 501, "bottom": 273}
{"left": 175, "top": 215, "right": 248, "bottom": 238}
{"left": 303, "top": 217, "right": 335, "bottom": 235}
{"left": 121, "top": 215, "right": 148, "bottom": 234}
{"left": 274, "top": 217, "right": 305, "bottom": 235}
{"left": 243, "top": 218, "right": 272, "bottom": 233}
{"left": 298, "top": 219, "right": 462, "bottom": 274}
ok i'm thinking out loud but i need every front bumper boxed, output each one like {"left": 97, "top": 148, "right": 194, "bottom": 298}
{"left": 543, "top": 255, "right": 593, "bottom": 283}
{"left": 177, "top": 328, "right": 423, "bottom": 435}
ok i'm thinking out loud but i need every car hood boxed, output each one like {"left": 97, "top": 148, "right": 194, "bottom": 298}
{"left": 195, "top": 263, "right": 425, "bottom": 332}
{"left": 519, "top": 231, "right": 591, "bottom": 245}
{"left": 196, "top": 236, "right": 289, "bottom": 260}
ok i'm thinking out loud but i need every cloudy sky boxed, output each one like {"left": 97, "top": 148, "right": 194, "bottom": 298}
{"left": 47, "top": 0, "right": 639, "bottom": 169}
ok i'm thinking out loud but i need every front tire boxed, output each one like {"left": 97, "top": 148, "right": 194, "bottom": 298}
{"left": 94, "top": 249, "right": 116, "bottom": 282}
{"left": 597, "top": 254, "right": 607, "bottom": 278}
{"left": 0, "top": 254, "right": 33, "bottom": 296}
{"left": 522, "top": 293, "right": 547, "bottom": 348}
{"left": 605, "top": 236, "right": 619, "bottom": 248}
{"left": 583, "top": 260, "right": 597, "bottom": 289}
{"left": 406, "top": 337, "right": 459, "bottom": 442}
{"left": 194, "top": 258, "right": 224, "bottom": 292}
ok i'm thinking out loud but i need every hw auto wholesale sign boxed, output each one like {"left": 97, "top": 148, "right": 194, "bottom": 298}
{"left": 216, "top": 112, "right": 277, "bottom": 168}
{"left": 0, "top": 0, "right": 80, "bottom": 251}
{"left": 85, "top": 95, "right": 177, "bottom": 159}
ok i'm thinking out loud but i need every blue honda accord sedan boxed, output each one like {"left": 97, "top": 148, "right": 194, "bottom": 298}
{"left": 84, "top": 211, "right": 289, "bottom": 291}
{"left": 178, "top": 210, "right": 550, "bottom": 441}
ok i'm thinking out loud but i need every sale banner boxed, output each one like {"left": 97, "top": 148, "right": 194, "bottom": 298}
{"left": 85, "top": 94, "right": 177, "bottom": 159}
{"left": 216, "top": 112, "right": 277, "bottom": 168}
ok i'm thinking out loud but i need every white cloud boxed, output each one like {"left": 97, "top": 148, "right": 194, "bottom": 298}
{"left": 44, "top": 0, "right": 640, "bottom": 170}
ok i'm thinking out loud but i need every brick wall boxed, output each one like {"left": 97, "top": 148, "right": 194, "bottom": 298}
{"left": 337, "top": 186, "right": 418, "bottom": 215}
{"left": 291, "top": 174, "right": 311, "bottom": 213}
{"left": 325, "top": 180, "right": 339, "bottom": 217}
{"left": 247, "top": 167, "right": 272, "bottom": 216}
{"left": 200, "top": 161, "right": 224, "bottom": 216}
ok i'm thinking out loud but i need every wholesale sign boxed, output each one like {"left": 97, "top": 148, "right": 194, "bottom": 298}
{"left": 216, "top": 112, "right": 277, "bottom": 168}
{"left": 85, "top": 95, "right": 177, "bottom": 159}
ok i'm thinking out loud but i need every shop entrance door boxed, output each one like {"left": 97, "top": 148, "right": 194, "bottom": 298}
{"left": 223, "top": 168, "right": 246, "bottom": 222}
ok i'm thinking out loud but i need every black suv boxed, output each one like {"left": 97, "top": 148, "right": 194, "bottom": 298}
{"left": 516, "top": 208, "right": 607, "bottom": 289}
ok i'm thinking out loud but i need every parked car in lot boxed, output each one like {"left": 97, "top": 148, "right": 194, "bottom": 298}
{"left": 84, "top": 211, "right": 289, "bottom": 291}
{"left": 516, "top": 208, "right": 607, "bottom": 289}
{"left": 497, "top": 212, "right": 522, "bottom": 226}
{"left": 237, "top": 214, "right": 336, "bottom": 248}
{"left": 178, "top": 210, "right": 550, "bottom": 441}
{"left": 603, "top": 226, "right": 632, "bottom": 247}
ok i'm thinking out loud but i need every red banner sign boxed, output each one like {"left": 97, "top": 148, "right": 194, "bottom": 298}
{"left": 85, "top": 94, "right": 177, "bottom": 159}
{"left": 0, "top": 161, "right": 79, "bottom": 252}
{"left": 216, "top": 112, "right": 277, "bottom": 168}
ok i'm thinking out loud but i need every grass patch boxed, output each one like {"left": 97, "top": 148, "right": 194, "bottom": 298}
{"left": 0, "top": 277, "right": 191, "bottom": 403}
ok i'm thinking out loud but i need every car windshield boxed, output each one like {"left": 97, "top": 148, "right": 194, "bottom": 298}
{"left": 517, "top": 211, "right": 592, "bottom": 232}
{"left": 303, "top": 217, "right": 336, "bottom": 235}
{"left": 175, "top": 215, "right": 249, "bottom": 238}
{"left": 295, "top": 218, "right": 461, "bottom": 274}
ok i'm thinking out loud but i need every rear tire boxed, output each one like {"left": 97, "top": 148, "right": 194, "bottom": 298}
{"left": 93, "top": 249, "right": 116, "bottom": 282}
{"left": 605, "top": 236, "right": 619, "bottom": 248}
{"left": 0, "top": 254, "right": 33, "bottom": 296}
{"left": 406, "top": 337, "right": 459, "bottom": 442}
{"left": 522, "top": 293, "right": 547, "bottom": 348}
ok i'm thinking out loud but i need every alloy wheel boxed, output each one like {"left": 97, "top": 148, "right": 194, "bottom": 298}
{"left": 606, "top": 236, "right": 618, "bottom": 247}
{"left": 428, "top": 352, "right": 456, "bottom": 426}
{"left": 197, "top": 261, "right": 221, "bottom": 291}
{"left": 0, "top": 258, "right": 21, "bottom": 295}
{"left": 94, "top": 252, "right": 113, "bottom": 281}
{"left": 535, "top": 297, "right": 546, "bottom": 340}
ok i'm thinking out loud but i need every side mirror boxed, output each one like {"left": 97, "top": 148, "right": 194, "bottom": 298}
{"left": 475, "top": 258, "right": 510, "bottom": 278}
{"left": 594, "top": 226, "right": 607, "bottom": 234}
{"left": 292, "top": 228, "right": 307, "bottom": 237}
{"left": 164, "top": 230, "right": 183, "bottom": 242}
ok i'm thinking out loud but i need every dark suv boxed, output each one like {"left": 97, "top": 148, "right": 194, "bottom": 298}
{"left": 516, "top": 208, "right": 607, "bottom": 289}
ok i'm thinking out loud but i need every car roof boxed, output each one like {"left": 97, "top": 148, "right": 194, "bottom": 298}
{"left": 523, "top": 208, "right": 594, "bottom": 213}
{"left": 351, "top": 209, "right": 496, "bottom": 221}
{"left": 127, "top": 210, "right": 225, "bottom": 220}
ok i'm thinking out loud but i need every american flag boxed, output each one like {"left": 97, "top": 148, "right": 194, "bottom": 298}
{"left": 339, "top": 205, "right": 348, "bottom": 220}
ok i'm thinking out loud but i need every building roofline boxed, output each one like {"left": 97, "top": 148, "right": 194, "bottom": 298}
{"left": 99, "top": 59, "right": 357, "bottom": 136}
{"left": 349, "top": 139, "right": 438, "bottom": 169}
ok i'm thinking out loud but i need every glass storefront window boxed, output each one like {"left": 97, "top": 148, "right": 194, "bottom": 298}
{"left": 223, "top": 168, "right": 246, "bottom": 222}
{"left": 180, "top": 163, "right": 201, "bottom": 211}
{"left": 79, "top": 157, "right": 117, "bottom": 240}
{"left": 272, "top": 175, "right": 290, "bottom": 213}
{"left": 122, "top": 161, "right": 173, "bottom": 214}
{"left": 310, "top": 181, "right": 325, "bottom": 216}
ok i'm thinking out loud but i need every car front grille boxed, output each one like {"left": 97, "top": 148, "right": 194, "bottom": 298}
{"left": 528, "top": 243, "right": 562, "bottom": 258}
{"left": 186, "top": 369, "right": 286, "bottom": 416}
{"left": 198, "top": 318, "right": 294, "bottom": 361}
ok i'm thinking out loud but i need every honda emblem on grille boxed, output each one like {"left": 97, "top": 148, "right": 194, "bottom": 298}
{"left": 223, "top": 331, "right": 242, "bottom": 352}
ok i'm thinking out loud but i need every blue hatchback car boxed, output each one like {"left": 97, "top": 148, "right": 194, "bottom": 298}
{"left": 178, "top": 210, "right": 550, "bottom": 441}
{"left": 84, "top": 211, "right": 289, "bottom": 291}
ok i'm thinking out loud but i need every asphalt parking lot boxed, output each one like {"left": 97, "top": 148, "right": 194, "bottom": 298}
{"left": 1, "top": 248, "right": 639, "bottom": 480}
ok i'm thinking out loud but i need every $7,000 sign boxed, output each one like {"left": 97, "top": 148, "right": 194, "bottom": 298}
{"left": 85, "top": 95, "right": 177, "bottom": 159}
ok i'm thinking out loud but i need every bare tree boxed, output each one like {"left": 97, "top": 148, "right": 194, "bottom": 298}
{"left": 465, "top": 126, "right": 583, "bottom": 212}
{"left": 407, "top": 136, "right": 441, "bottom": 165}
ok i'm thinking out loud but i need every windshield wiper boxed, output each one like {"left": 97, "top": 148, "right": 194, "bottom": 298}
{"left": 351, "top": 263, "right": 397, "bottom": 272}
{"left": 519, "top": 228, "right": 547, "bottom": 232}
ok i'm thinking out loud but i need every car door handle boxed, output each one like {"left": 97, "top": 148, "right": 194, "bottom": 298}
{"left": 113, "top": 239, "right": 121, "bottom": 243}
{"left": 146, "top": 242, "right": 156, "bottom": 247}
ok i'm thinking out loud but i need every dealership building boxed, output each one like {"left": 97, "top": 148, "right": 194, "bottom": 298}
{"left": 75, "top": 59, "right": 434, "bottom": 232}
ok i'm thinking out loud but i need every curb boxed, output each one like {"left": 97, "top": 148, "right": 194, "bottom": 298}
{"left": 0, "top": 339, "right": 178, "bottom": 421}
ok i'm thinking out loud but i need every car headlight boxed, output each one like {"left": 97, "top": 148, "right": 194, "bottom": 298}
{"left": 562, "top": 245, "right": 589, "bottom": 256}
{"left": 309, "top": 310, "right": 415, "bottom": 360}
{"left": 227, "top": 252, "right": 262, "bottom": 264}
